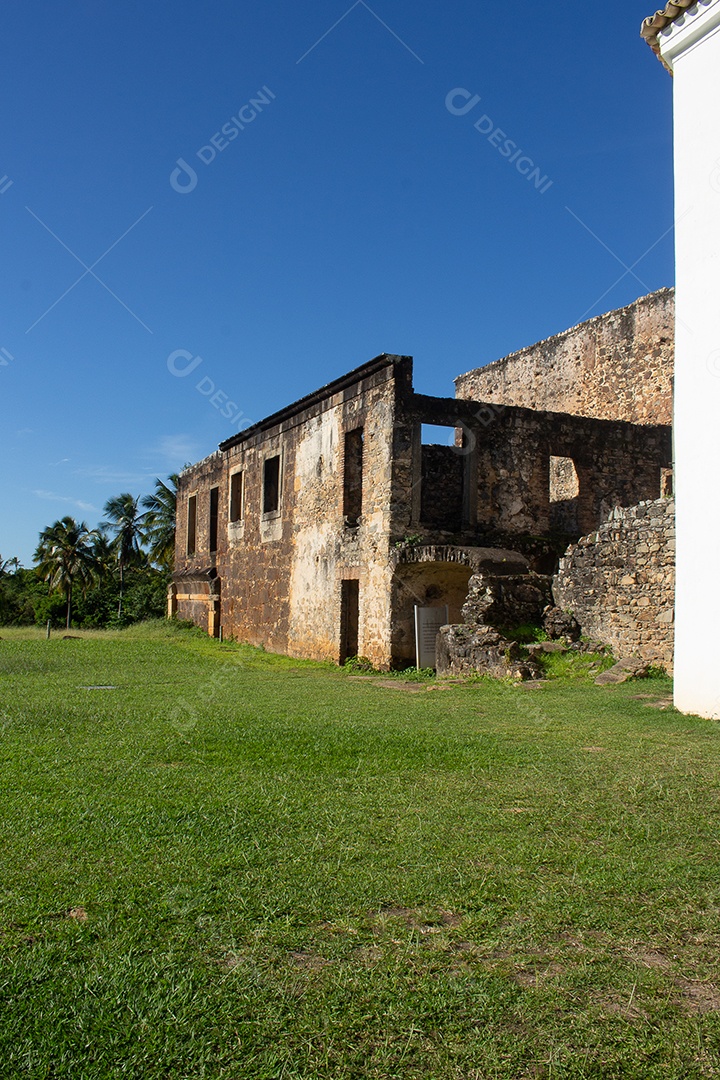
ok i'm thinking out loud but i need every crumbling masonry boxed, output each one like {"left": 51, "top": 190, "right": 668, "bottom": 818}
{"left": 173, "top": 289, "right": 674, "bottom": 672}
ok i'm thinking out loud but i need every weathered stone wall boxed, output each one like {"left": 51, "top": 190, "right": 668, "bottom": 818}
{"left": 472, "top": 408, "right": 671, "bottom": 539}
{"left": 389, "top": 390, "right": 671, "bottom": 545}
{"left": 436, "top": 624, "right": 538, "bottom": 681}
{"left": 455, "top": 288, "right": 674, "bottom": 426}
{"left": 460, "top": 571, "right": 551, "bottom": 631}
{"left": 175, "top": 356, "right": 409, "bottom": 668}
{"left": 553, "top": 498, "right": 675, "bottom": 672}
{"left": 389, "top": 545, "right": 526, "bottom": 666}
{"left": 420, "top": 445, "right": 464, "bottom": 529}
{"left": 173, "top": 452, "right": 225, "bottom": 636}
{"left": 174, "top": 352, "right": 672, "bottom": 671}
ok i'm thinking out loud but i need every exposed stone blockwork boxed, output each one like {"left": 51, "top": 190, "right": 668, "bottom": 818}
{"left": 175, "top": 356, "right": 402, "bottom": 668}
{"left": 434, "top": 550, "right": 551, "bottom": 680}
{"left": 552, "top": 499, "right": 675, "bottom": 672}
{"left": 174, "top": 343, "right": 672, "bottom": 673}
{"left": 455, "top": 289, "right": 674, "bottom": 426}
{"left": 460, "top": 572, "right": 551, "bottom": 631}
{"left": 436, "top": 624, "right": 540, "bottom": 681}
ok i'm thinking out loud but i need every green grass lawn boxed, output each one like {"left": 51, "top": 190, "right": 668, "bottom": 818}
{"left": 0, "top": 622, "right": 718, "bottom": 1079}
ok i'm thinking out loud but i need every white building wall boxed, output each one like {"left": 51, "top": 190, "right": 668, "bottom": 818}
{"left": 659, "top": 1, "right": 720, "bottom": 717}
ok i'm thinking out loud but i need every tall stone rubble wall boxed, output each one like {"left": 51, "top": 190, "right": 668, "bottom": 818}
{"left": 552, "top": 499, "right": 675, "bottom": 672}
{"left": 455, "top": 288, "right": 674, "bottom": 426}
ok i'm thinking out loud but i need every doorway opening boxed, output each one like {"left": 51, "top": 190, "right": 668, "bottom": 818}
{"left": 339, "top": 579, "right": 360, "bottom": 664}
{"left": 549, "top": 455, "right": 580, "bottom": 533}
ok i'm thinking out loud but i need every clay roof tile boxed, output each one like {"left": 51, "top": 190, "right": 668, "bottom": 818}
{"left": 641, "top": 0, "right": 699, "bottom": 71}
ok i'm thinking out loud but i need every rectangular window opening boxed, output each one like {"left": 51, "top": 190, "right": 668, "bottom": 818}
{"left": 187, "top": 494, "right": 197, "bottom": 556}
{"left": 229, "top": 471, "right": 243, "bottom": 523}
{"left": 343, "top": 428, "right": 364, "bottom": 524}
{"left": 421, "top": 423, "right": 457, "bottom": 446}
{"left": 263, "top": 455, "right": 280, "bottom": 514}
{"left": 549, "top": 455, "right": 580, "bottom": 533}
{"left": 209, "top": 486, "right": 219, "bottom": 553}
{"left": 660, "top": 467, "right": 673, "bottom": 498}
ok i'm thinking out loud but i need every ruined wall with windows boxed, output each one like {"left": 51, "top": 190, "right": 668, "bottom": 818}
{"left": 472, "top": 408, "right": 669, "bottom": 539}
{"left": 174, "top": 356, "right": 409, "bottom": 667}
{"left": 172, "top": 451, "right": 224, "bottom": 637}
{"left": 389, "top": 391, "right": 671, "bottom": 548}
{"left": 455, "top": 288, "right": 674, "bottom": 426}
{"left": 173, "top": 350, "right": 672, "bottom": 670}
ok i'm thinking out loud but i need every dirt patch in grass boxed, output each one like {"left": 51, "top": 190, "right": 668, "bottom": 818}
{"left": 368, "top": 906, "right": 463, "bottom": 935}
{"left": 634, "top": 948, "right": 672, "bottom": 970}
{"left": 450, "top": 940, "right": 479, "bottom": 954}
{"left": 630, "top": 693, "right": 674, "bottom": 710}
{"left": 349, "top": 678, "right": 432, "bottom": 693}
{"left": 352, "top": 945, "right": 384, "bottom": 967}
{"left": 290, "top": 949, "right": 331, "bottom": 971}
{"left": 216, "top": 951, "right": 247, "bottom": 972}
{"left": 513, "top": 962, "right": 565, "bottom": 988}
{"left": 677, "top": 980, "right": 720, "bottom": 1014}
{"left": 596, "top": 995, "right": 648, "bottom": 1021}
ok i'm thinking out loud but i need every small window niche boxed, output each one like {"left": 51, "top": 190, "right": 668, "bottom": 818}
{"left": 209, "top": 486, "right": 219, "bottom": 554}
{"left": 229, "top": 471, "right": 244, "bottom": 523}
{"left": 263, "top": 455, "right": 281, "bottom": 515}
{"left": 549, "top": 455, "right": 580, "bottom": 533}
{"left": 343, "top": 428, "right": 364, "bottom": 526}
{"left": 187, "top": 494, "right": 197, "bottom": 556}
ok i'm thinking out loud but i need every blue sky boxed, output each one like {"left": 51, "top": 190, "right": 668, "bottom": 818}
{"left": 1, "top": 1, "right": 673, "bottom": 566}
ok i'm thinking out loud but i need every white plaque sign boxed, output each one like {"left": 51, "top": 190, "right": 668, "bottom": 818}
{"left": 414, "top": 605, "right": 449, "bottom": 669}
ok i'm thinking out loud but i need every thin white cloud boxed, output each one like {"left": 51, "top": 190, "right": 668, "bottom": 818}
{"left": 73, "top": 440, "right": 199, "bottom": 491}
{"left": 150, "top": 434, "right": 201, "bottom": 467}
{"left": 74, "top": 465, "right": 149, "bottom": 486}
{"left": 33, "top": 490, "right": 98, "bottom": 513}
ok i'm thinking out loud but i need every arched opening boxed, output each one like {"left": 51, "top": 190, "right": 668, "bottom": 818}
{"left": 391, "top": 560, "right": 474, "bottom": 667}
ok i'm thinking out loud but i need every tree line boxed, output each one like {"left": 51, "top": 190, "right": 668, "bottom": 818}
{"left": 0, "top": 476, "right": 178, "bottom": 629}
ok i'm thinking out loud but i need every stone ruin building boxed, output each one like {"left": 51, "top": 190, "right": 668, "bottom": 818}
{"left": 172, "top": 287, "right": 675, "bottom": 674}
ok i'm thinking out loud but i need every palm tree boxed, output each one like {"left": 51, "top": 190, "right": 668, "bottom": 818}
{"left": 34, "top": 517, "right": 96, "bottom": 629}
{"left": 141, "top": 474, "right": 178, "bottom": 571}
{"left": 89, "top": 527, "right": 117, "bottom": 585}
{"left": 102, "top": 493, "right": 148, "bottom": 617}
